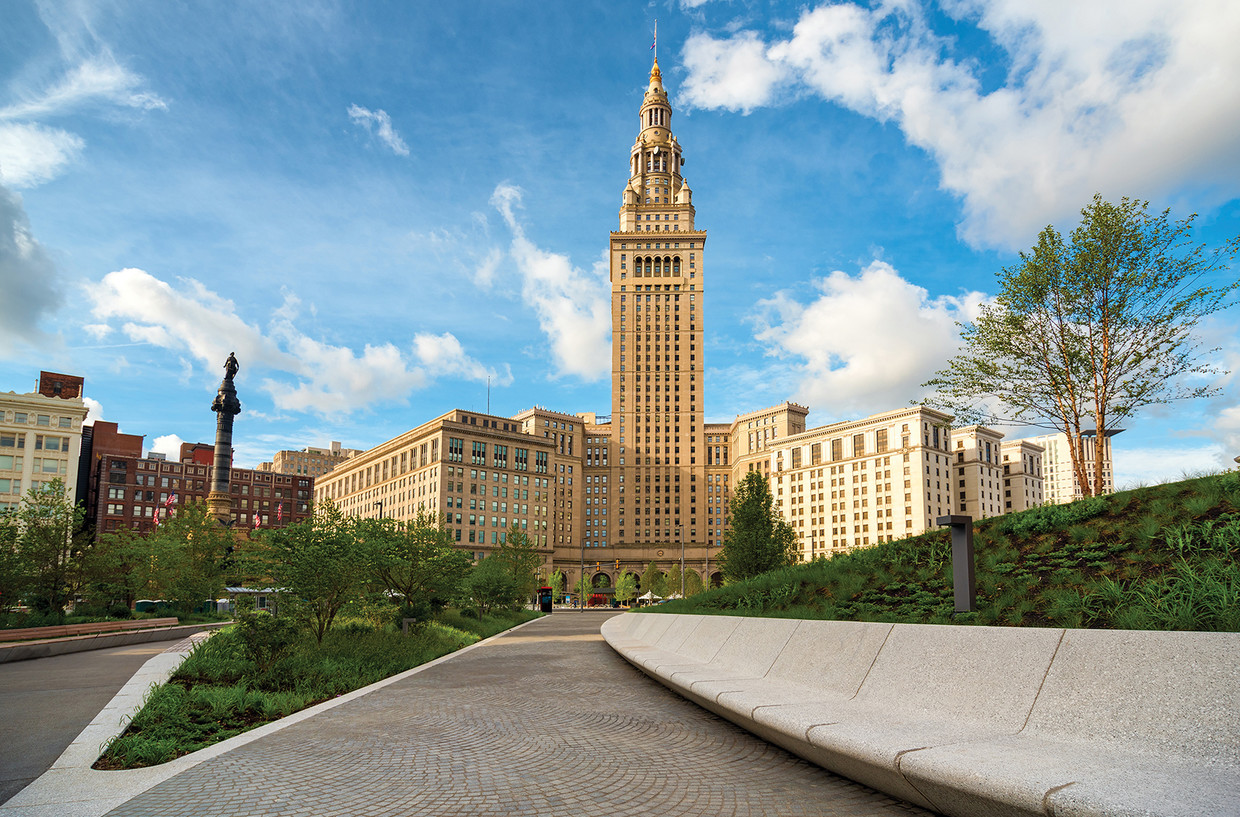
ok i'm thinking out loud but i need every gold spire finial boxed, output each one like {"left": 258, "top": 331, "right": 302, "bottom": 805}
{"left": 650, "top": 57, "right": 662, "bottom": 84}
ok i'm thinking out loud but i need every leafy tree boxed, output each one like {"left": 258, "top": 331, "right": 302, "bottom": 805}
{"left": 493, "top": 525, "right": 542, "bottom": 604}
{"left": 640, "top": 561, "right": 666, "bottom": 597}
{"left": 572, "top": 572, "right": 593, "bottom": 607}
{"left": 0, "top": 511, "right": 26, "bottom": 612}
{"left": 465, "top": 555, "right": 518, "bottom": 614}
{"left": 684, "top": 569, "right": 704, "bottom": 597}
{"left": 362, "top": 511, "right": 471, "bottom": 618}
{"left": 152, "top": 502, "right": 232, "bottom": 615}
{"left": 80, "top": 523, "right": 166, "bottom": 611}
{"left": 547, "top": 569, "right": 565, "bottom": 602}
{"left": 665, "top": 563, "right": 683, "bottom": 598}
{"left": 253, "top": 500, "right": 366, "bottom": 643}
{"left": 10, "top": 480, "right": 85, "bottom": 615}
{"left": 717, "top": 471, "right": 797, "bottom": 582}
{"left": 614, "top": 572, "right": 637, "bottom": 605}
{"left": 924, "top": 195, "right": 1239, "bottom": 496}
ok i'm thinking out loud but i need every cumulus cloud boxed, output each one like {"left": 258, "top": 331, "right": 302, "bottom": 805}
{"left": 83, "top": 397, "right": 104, "bottom": 423}
{"left": 490, "top": 183, "right": 611, "bottom": 381}
{"left": 414, "top": 332, "right": 513, "bottom": 386}
{"left": 679, "top": 1, "right": 1240, "bottom": 248}
{"left": 149, "top": 434, "right": 185, "bottom": 460}
{"left": 84, "top": 268, "right": 497, "bottom": 415}
{"left": 347, "top": 104, "right": 410, "bottom": 156}
{"left": 682, "top": 31, "right": 788, "bottom": 114}
{"left": 753, "top": 260, "right": 988, "bottom": 417}
{"left": 0, "top": 183, "right": 62, "bottom": 351}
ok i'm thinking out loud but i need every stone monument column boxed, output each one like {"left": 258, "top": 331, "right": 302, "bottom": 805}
{"left": 208, "top": 352, "right": 242, "bottom": 525}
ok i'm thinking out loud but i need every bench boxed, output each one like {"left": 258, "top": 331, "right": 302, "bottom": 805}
{"left": 602, "top": 613, "right": 1240, "bottom": 817}
{"left": 0, "top": 617, "right": 182, "bottom": 642}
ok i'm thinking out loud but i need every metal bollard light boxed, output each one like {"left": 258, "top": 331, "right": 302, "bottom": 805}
{"left": 936, "top": 515, "right": 976, "bottom": 614}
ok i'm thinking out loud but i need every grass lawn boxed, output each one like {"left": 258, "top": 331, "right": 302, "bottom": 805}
{"left": 652, "top": 471, "right": 1240, "bottom": 630}
{"left": 94, "top": 608, "right": 539, "bottom": 769}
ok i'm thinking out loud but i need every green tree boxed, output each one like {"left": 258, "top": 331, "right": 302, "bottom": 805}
{"left": 640, "top": 561, "right": 666, "bottom": 597}
{"left": 152, "top": 502, "right": 231, "bottom": 615}
{"left": 0, "top": 511, "right": 26, "bottom": 612}
{"left": 717, "top": 471, "right": 797, "bottom": 583}
{"left": 465, "top": 555, "right": 518, "bottom": 614}
{"left": 572, "top": 572, "right": 593, "bottom": 607}
{"left": 614, "top": 572, "right": 637, "bottom": 605}
{"left": 11, "top": 480, "right": 85, "bottom": 615}
{"left": 665, "top": 563, "right": 683, "bottom": 598}
{"left": 493, "top": 525, "right": 542, "bottom": 604}
{"left": 363, "top": 511, "right": 471, "bottom": 620}
{"left": 80, "top": 523, "right": 166, "bottom": 611}
{"left": 924, "top": 195, "right": 1239, "bottom": 496}
{"left": 684, "top": 569, "right": 704, "bottom": 597}
{"left": 548, "top": 569, "right": 565, "bottom": 603}
{"left": 253, "top": 500, "right": 366, "bottom": 643}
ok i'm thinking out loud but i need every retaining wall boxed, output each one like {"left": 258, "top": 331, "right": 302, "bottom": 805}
{"left": 602, "top": 613, "right": 1240, "bottom": 817}
{"left": 0, "top": 622, "right": 231, "bottom": 663}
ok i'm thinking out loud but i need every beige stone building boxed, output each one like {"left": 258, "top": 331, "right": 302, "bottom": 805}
{"left": 0, "top": 372, "right": 88, "bottom": 511}
{"left": 259, "top": 441, "right": 363, "bottom": 478}
{"left": 1014, "top": 430, "right": 1117, "bottom": 504}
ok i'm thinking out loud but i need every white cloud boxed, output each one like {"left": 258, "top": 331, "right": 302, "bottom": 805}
{"left": 84, "top": 268, "right": 500, "bottom": 415}
{"left": 0, "top": 123, "right": 84, "bottom": 187}
{"left": 347, "top": 104, "right": 410, "bottom": 156}
{"left": 473, "top": 246, "right": 503, "bottom": 288}
{"left": 83, "top": 397, "right": 104, "bottom": 423}
{"left": 0, "top": 183, "right": 62, "bottom": 352}
{"left": 149, "top": 434, "right": 185, "bottom": 460}
{"left": 491, "top": 183, "right": 611, "bottom": 381}
{"left": 679, "top": 1, "right": 1240, "bottom": 248}
{"left": 0, "top": 55, "right": 166, "bottom": 120}
{"left": 681, "top": 31, "right": 787, "bottom": 114}
{"left": 753, "top": 260, "right": 988, "bottom": 417}
{"left": 0, "top": 44, "right": 165, "bottom": 187}
{"left": 1112, "top": 444, "right": 1230, "bottom": 489}
{"left": 414, "top": 332, "right": 513, "bottom": 386}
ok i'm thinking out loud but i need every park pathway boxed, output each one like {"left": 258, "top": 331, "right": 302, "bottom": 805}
{"left": 0, "top": 637, "right": 190, "bottom": 806}
{"left": 104, "top": 612, "right": 935, "bottom": 817}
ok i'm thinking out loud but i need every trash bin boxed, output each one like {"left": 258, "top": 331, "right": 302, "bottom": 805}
{"left": 538, "top": 586, "right": 553, "bottom": 613}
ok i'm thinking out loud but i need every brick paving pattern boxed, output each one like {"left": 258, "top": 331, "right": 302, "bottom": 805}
{"left": 105, "top": 613, "right": 937, "bottom": 816}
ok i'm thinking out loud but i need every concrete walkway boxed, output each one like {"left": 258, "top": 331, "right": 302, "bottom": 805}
{"left": 16, "top": 611, "right": 935, "bottom": 817}
{"left": 0, "top": 637, "right": 192, "bottom": 805}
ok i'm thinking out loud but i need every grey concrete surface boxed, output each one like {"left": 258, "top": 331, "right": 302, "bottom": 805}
{"left": 0, "top": 638, "right": 188, "bottom": 805}
{"left": 603, "top": 612, "right": 1240, "bottom": 817}
{"left": 17, "top": 611, "right": 936, "bottom": 817}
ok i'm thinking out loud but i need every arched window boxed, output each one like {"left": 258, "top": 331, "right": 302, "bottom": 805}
{"left": 672, "top": 257, "right": 681, "bottom": 274}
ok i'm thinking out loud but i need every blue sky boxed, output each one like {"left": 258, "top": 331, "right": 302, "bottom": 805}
{"left": 2, "top": 0, "right": 1238, "bottom": 487}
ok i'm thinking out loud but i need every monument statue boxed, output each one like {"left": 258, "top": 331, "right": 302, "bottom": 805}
{"left": 208, "top": 352, "right": 243, "bottom": 525}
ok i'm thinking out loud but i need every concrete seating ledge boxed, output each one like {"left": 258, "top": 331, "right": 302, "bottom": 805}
{"left": 0, "top": 621, "right": 231, "bottom": 663}
{"left": 601, "top": 612, "right": 1240, "bottom": 817}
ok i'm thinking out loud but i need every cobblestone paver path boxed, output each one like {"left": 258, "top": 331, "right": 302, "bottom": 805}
{"left": 105, "top": 613, "right": 936, "bottom": 817}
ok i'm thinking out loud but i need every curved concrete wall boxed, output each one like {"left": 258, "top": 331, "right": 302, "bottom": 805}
{"left": 602, "top": 613, "right": 1240, "bottom": 817}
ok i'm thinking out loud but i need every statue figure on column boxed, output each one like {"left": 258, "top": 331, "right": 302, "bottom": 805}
{"left": 208, "top": 352, "right": 243, "bottom": 525}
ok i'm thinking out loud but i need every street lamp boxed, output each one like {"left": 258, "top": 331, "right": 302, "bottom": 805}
{"left": 373, "top": 500, "right": 383, "bottom": 519}
{"left": 678, "top": 525, "right": 685, "bottom": 598}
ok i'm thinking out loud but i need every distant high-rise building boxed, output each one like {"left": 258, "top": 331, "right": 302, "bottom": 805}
{"left": 259, "top": 441, "right": 363, "bottom": 477}
{"left": 1017, "top": 430, "right": 1119, "bottom": 504}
